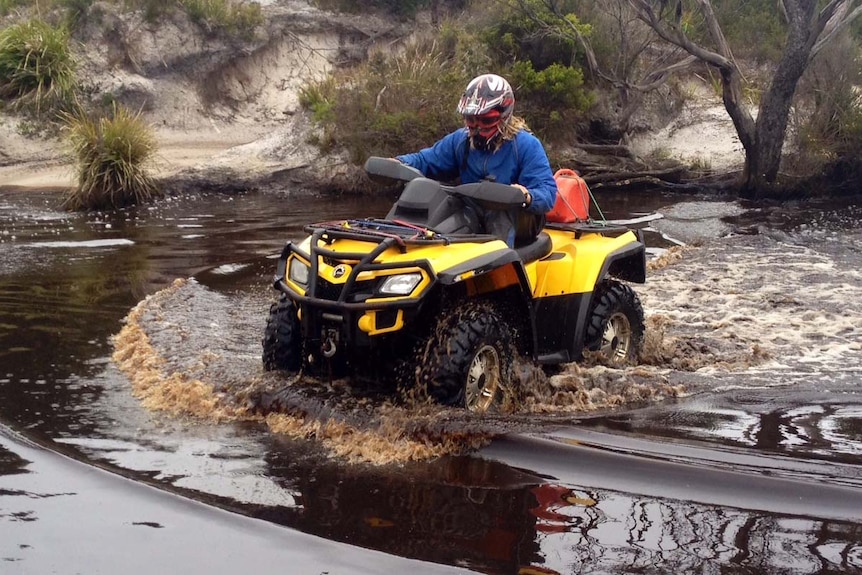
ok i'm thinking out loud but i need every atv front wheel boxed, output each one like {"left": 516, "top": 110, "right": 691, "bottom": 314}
{"left": 585, "top": 281, "right": 645, "bottom": 366}
{"left": 262, "top": 295, "right": 302, "bottom": 372}
{"left": 415, "top": 302, "right": 513, "bottom": 413}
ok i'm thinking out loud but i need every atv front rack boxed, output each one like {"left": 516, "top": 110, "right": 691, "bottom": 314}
{"left": 275, "top": 219, "right": 505, "bottom": 312}
{"left": 305, "top": 218, "right": 500, "bottom": 252}
{"left": 275, "top": 219, "right": 483, "bottom": 313}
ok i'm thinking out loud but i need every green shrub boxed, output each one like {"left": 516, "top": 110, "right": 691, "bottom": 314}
{"left": 508, "top": 60, "right": 593, "bottom": 140}
{"left": 298, "top": 76, "right": 337, "bottom": 124}
{"left": 298, "top": 9, "right": 597, "bottom": 159}
{"left": 796, "top": 90, "right": 862, "bottom": 164}
{"left": 474, "top": 0, "right": 593, "bottom": 141}
{"left": 62, "top": 104, "right": 160, "bottom": 211}
{"left": 481, "top": 0, "right": 589, "bottom": 70}
{"left": 712, "top": 0, "right": 786, "bottom": 63}
{"left": 0, "top": 19, "right": 78, "bottom": 115}
{"left": 791, "top": 31, "right": 862, "bottom": 173}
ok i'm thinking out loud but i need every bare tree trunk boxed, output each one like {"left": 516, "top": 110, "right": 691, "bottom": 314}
{"left": 629, "top": 0, "right": 862, "bottom": 199}
{"left": 744, "top": 0, "right": 818, "bottom": 197}
{"left": 627, "top": 0, "right": 757, "bottom": 176}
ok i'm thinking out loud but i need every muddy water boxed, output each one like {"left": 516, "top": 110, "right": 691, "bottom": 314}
{"left": 1, "top": 187, "right": 862, "bottom": 574}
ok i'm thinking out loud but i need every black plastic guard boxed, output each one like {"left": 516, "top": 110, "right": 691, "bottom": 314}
{"left": 364, "top": 156, "right": 423, "bottom": 185}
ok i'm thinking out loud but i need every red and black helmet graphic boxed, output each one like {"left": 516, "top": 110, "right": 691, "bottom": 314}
{"left": 457, "top": 74, "right": 515, "bottom": 120}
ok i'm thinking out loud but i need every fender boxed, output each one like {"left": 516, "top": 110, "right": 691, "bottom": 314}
{"left": 598, "top": 231, "right": 647, "bottom": 284}
{"left": 438, "top": 249, "right": 538, "bottom": 356}
{"left": 437, "top": 248, "right": 521, "bottom": 285}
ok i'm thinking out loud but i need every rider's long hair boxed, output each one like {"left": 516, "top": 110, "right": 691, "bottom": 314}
{"left": 485, "top": 115, "right": 529, "bottom": 152}
{"left": 500, "top": 115, "right": 530, "bottom": 140}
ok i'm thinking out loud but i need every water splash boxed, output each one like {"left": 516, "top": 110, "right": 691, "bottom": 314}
{"left": 112, "top": 230, "right": 862, "bottom": 463}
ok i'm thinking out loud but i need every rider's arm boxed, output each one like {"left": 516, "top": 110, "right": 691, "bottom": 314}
{"left": 395, "top": 131, "right": 464, "bottom": 181}
{"left": 514, "top": 132, "right": 558, "bottom": 215}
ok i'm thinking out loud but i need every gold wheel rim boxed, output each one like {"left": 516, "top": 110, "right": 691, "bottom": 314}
{"left": 600, "top": 312, "right": 632, "bottom": 366}
{"left": 465, "top": 344, "right": 500, "bottom": 413}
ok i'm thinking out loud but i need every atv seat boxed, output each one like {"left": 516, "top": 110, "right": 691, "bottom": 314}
{"left": 515, "top": 232, "right": 552, "bottom": 263}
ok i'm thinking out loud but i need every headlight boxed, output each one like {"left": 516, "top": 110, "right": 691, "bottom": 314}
{"left": 378, "top": 273, "right": 422, "bottom": 296}
{"left": 288, "top": 257, "right": 310, "bottom": 286}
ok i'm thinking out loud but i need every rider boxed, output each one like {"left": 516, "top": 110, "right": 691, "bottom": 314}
{"left": 396, "top": 73, "right": 558, "bottom": 247}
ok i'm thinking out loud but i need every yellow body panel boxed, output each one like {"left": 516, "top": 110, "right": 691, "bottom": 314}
{"left": 294, "top": 226, "right": 640, "bottom": 301}
{"left": 532, "top": 229, "right": 641, "bottom": 296}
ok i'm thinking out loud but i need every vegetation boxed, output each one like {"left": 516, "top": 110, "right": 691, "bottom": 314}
{"left": 0, "top": 1, "right": 261, "bottom": 211}
{"left": 299, "top": 29, "right": 484, "bottom": 161}
{"left": 709, "top": 0, "right": 787, "bottom": 62}
{"left": 311, "top": 0, "right": 465, "bottom": 19}
{"left": 0, "top": 0, "right": 264, "bottom": 213}
{"left": 312, "top": 0, "right": 428, "bottom": 17}
{"left": 0, "top": 16, "right": 164, "bottom": 210}
{"left": 174, "top": 0, "right": 262, "bottom": 36}
{"left": 621, "top": 0, "right": 862, "bottom": 198}
{"left": 62, "top": 104, "right": 160, "bottom": 211}
{"left": 487, "top": 0, "right": 862, "bottom": 197}
{"left": 0, "top": 19, "right": 77, "bottom": 115}
{"left": 481, "top": 2, "right": 594, "bottom": 138}
{"left": 0, "top": 0, "right": 27, "bottom": 15}
{"left": 2, "top": 0, "right": 861, "bottom": 201}
{"left": 298, "top": 3, "right": 595, "bottom": 163}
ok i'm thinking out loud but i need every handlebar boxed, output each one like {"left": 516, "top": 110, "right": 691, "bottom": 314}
{"left": 364, "top": 156, "right": 526, "bottom": 211}
{"left": 364, "top": 156, "right": 423, "bottom": 184}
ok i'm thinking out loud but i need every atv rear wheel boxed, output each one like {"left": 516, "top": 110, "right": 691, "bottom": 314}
{"left": 415, "top": 302, "right": 513, "bottom": 413}
{"left": 585, "top": 280, "right": 644, "bottom": 366}
{"left": 262, "top": 295, "right": 302, "bottom": 372}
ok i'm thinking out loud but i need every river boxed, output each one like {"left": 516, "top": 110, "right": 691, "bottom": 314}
{"left": 1, "top": 185, "right": 861, "bottom": 574}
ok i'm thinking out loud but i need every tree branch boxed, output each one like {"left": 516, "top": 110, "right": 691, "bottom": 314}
{"left": 625, "top": 0, "right": 734, "bottom": 69}
{"left": 585, "top": 165, "right": 686, "bottom": 184}
{"left": 638, "top": 55, "right": 699, "bottom": 91}
{"left": 811, "top": 1, "right": 862, "bottom": 59}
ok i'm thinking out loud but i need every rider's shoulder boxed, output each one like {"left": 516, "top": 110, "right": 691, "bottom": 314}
{"left": 513, "top": 129, "right": 542, "bottom": 144}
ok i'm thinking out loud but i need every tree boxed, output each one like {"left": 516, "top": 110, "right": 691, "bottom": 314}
{"left": 498, "top": 0, "right": 699, "bottom": 135}
{"left": 625, "top": 0, "right": 862, "bottom": 198}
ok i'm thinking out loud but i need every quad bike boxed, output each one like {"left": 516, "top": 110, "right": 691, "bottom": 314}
{"left": 263, "top": 157, "right": 647, "bottom": 412}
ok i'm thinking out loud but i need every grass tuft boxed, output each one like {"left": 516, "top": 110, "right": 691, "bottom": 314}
{"left": 0, "top": 19, "right": 78, "bottom": 115}
{"left": 62, "top": 104, "right": 161, "bottom": 211}
{"left": 181, "top": 0, "right": 262, "bottom": 37}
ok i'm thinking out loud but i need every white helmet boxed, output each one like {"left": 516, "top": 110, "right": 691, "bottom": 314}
{"left": 457, "top": 74, "right": 515, "bottom": 120}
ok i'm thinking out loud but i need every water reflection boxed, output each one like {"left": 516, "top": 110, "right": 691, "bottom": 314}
{"left": 529, "top": 497, "right": 862, "bottom": 574}
{"left": 0, "top": 443, "right": 29, "bottom": 477}
{"left": 1, "top": 187, "right": 862, "bottom": 574}
{"left": 584, "top": 390, "right": 862, "bottom": 469}
{"left": 256, "top": 447, "right": 862, "bottom": 575}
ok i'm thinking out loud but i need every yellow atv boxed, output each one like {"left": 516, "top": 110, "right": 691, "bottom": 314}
{"left": 263, "top": 157, "right": 646, "bottom": 412}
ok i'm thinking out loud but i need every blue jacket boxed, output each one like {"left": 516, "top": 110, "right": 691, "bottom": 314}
{"left": 396, "top": 128, "right": 558, "bottom": 215}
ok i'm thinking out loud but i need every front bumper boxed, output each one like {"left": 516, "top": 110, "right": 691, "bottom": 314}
{"left": 273, "top": 228, "right": 438, "bottom": 355}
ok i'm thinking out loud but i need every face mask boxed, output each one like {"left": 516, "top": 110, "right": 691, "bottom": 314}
{"left": 464, "top": 113, "right": 501, "bottom": 150}
{"left": 468, "top": 129, "right": 500, "bottom": 151}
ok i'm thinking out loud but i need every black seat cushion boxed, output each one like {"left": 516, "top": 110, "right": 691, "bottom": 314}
{"left": 515, "top": 232, "right": 552, "bottom": 263}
